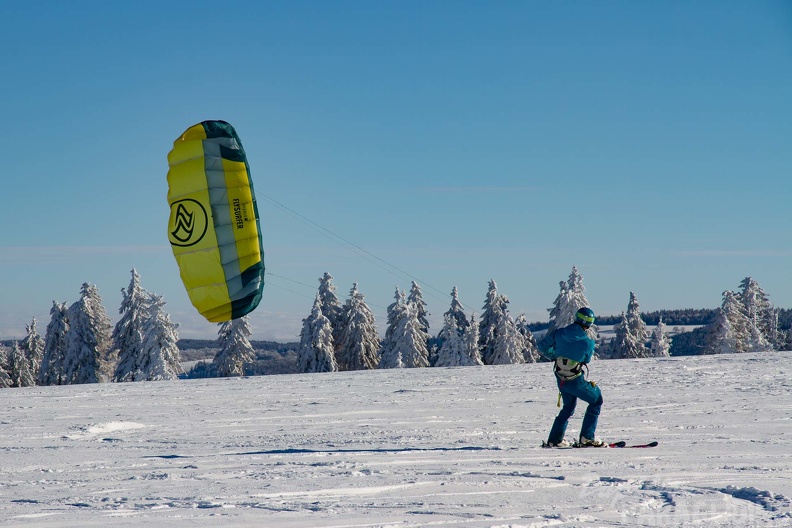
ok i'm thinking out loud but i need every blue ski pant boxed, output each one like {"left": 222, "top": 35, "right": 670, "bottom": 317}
{"left": 547, "top": 375, "right": 603, "bottom": 444}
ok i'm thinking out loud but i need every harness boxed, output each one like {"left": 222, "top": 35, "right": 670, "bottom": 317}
{"left": 554, "top": 357, "right": 590, "bottom": 407}
{"left": 554, "top": 357, "right": 587, "bottom": 381}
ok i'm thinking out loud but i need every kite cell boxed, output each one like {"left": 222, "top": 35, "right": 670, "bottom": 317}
{"left": 167, "top": 120, "right": 265, "bottom": 322}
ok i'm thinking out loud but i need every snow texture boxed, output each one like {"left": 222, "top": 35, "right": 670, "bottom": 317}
{"left": 1, "top": 352, "right": 791, "bottom": 527}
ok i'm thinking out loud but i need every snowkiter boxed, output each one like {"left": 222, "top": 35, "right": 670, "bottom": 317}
{"left": 537, "top": 307, "right": 604, "bottom": 447}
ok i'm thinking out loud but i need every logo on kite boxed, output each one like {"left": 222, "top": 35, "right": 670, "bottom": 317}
{"left": 168, "top": 199, "right": 208, "bottom": 247}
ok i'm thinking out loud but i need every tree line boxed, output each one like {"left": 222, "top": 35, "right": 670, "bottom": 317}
{"left": 2, "top": 266, "right": 790, "bottom": 387}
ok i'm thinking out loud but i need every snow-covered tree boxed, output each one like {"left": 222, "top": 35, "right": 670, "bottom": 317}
{"left": 515, "top": 313, "right": 539, "bottom": 363}
{"left": 379, "top": 301, "right": 430, "bottom": 369}
{"left": 407, "top": 281, "right": 430, "bottom": 337}
{"left": 113, "top": 269, "right": 149, "bottom": 381}
{"left": 380, "top": 289, "right": 405, "bottom": 368}
{"left": 462, "top": 313, "right": 483, "bottom": 366}
{"left": 0, "top": 349, "right": 11, "bottom": 388}
{"left": 766, "top": 307, "right": 787, "bottom": 351}
{"left": 479, "top": 280, "right": 509, "bottom": 365}
{"left": 317, "top": 272, "right": 344, "bottom": 350}
{"left": 626, "top": 292, "right": 649, "bottom": 353}
{"left": 738, "top": 278, "right": 772, "bottom": 334}
{"left": 434, "top": 314, "right": 464, "bottom": 367}
{"left": 436, "top": 312, "right": 486, "bottom": 368}
{"left": 297, "top": 295, "right": 338, "bottom": 373}
{"left": 737, "top": 277, "right": 773, "bottom": 351}
{"left": 337, "top": 283, "right": 380, "bottom": 370}
{"left": 608, "top": 292, "right": 649, "bottom": 360}
{"left": 438, "top": 286, "right": 469, "bottom": 339}
{"left": 648, "top": 318, "right": 672, "bottom": 358}
{"left": 62, "top": 283, "right": 113, "bottom": 384}
{"left": 487, "top": 300, "right": 526, "bottom": 365}
{"left": 212, "top": 315, "right": 255, "bottom": 378}
{"left": 8, "top": 342, "right": 36, "bottom": 387}
{"left": 135, "top": 294, "right": 182, "bottom": 381}
{"left": 40, "top": 301, "right": 69, "bottom": 385}
{"left": 547, "top": 266, "right": 592, "bottom": 333}
{"left": 383, "top": 288, "right": 405, "bottom": 345}
{"left": 380, "top": 288, "right": 407, "bottom": 368}
{"left": 407, "top": 281, "right": 431, "bottom": 362}
{"left": 114, "top": 270, "right": 182, "bottom": 382}
{"left": 18, "top": 319, "right": 44, "bottom": 382}
{"left": 608, "top": 312, "right": 636, "bottom": 359}
{"left": 704, "top": 290, "right": 752, "bottom": 354}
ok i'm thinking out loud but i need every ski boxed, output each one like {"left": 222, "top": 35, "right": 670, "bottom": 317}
{"left": 609, "top": 441, "right": 658, "bottom": 448}
{"left": 543, "top": 440, "right": 658, "bottom": 449}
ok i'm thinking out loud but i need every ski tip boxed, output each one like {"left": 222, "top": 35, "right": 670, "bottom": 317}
{"left": 607, "top": 440, "right": 659, "bottom": 448}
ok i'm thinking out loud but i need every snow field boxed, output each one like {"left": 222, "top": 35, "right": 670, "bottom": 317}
{"left": 1, "top": 352, "right": 791, "bottom": 527}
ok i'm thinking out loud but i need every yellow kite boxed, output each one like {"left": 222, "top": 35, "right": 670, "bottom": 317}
{"left": 166, "top": 120, "right": 265, "bottom": 322}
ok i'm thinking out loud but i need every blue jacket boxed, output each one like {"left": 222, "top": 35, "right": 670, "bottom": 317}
{"left": 537, "top": 322, "right": 596, "bottom": 364}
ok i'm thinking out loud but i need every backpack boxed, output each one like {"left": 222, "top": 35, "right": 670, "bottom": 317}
{"left": 554, "top": 357, "right": 586, "bottom": 381}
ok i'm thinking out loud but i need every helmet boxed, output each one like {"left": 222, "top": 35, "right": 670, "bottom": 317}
{"left": 575, "top": 307, "right": 595, "bottom": 328}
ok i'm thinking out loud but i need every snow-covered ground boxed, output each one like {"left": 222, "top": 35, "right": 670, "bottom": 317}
{"left": 2, "top": 352, "right": 791, "bottom": 527}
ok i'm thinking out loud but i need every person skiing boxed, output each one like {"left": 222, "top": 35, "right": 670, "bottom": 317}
{"left": 537, "top": 307, "right": 604, "bottom": 447}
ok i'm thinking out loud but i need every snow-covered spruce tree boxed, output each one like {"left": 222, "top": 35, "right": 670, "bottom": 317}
{"left": 408, "top": 281, "right": 431, "bottom": 364}
{"left": 704, "top": 290, "right": 752, "bottom": 354}
{"left": 435, "top": 312, "right": 485, "bottom": 367}
{"left": 317, "top": 272, "right": 345, "bottom": 351}
{"left": 40, "top": 301, "right": 69, "bottom": 385}
{"left": 737, "top": 277, "right": 772, "bottom": 351}
{"left": 0, "top": 345, "right": 11, "bottom": 389}
{"left": 141, "top": 293, "right": 184, "bottom": 381}
{"left": 113, "top": 269, "right": 149, "bottom": 382}
{"left": 479, "top": 280, "right": 510, "bottom": 365}
{"left": 462, "top": 312, "right": 483, "bottom": 366}
{"left": 379, "top": 301, "right": 429, "bottom": 369}
{"left": 0, "top": 349, "right": 11, "bottom": 388}
{"left": 608, "top": 292, "right": 649, "bottom": 360}
{"left": 515, "top": 313, "right": 539, "bottom": 363}
{"left": 488, "top": 299, "right": 525, "bottom": 365}
{"left": 297, "top": 295, "right": 338, "bottom": 373}
{"left": 407, "top": 281, "right": 430, "bottom": 337}
{"left": 135, "top": 293, "right": 182, "bottom": 381}
{"left": 19, "top": 319, "right": 44, "bottom": 382}
{"left": 434, "top": 314, "right": 464, "bottom": 367}
{"left": 547, "top": 266, "right": 593, "bottom": 333}
{"left": 212, "top": 315, "right": 255, "bottom": 378}
{"left": 648, "top": 318, "right": 672, "bottom": 358}
{"left": 607, "top": 312, "right": 629, "bottom": 359}
{"left": 62, "top": 283, "right": 113, "bottom": 384}
{"left": 337, "top": 283, "right": 380, "bottom": 371}
{"left": 766, "top": 308, "right": 787, "bottom": 351}
{"left": 8, "top": 342, "right": 36, "bottom": 387}
{"left": 436, "top": 286, "right": 469, "bottom": 346}
{"left": 114, "top": 270, "right": 182, "bottom": 381}
{"left": 380, "top": 288, "right": 407, "bottom": 369}
{"left": 626, "top": 292, "right": 649, "bottom": 355}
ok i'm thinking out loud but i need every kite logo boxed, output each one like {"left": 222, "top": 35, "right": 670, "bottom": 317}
{"left": 169, "top": 199, "right": 208, "bottom": 247}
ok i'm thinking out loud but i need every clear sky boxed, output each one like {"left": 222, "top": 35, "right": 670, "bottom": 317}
{"left": 1, "top": 1, "right": 790, "bottom": 341}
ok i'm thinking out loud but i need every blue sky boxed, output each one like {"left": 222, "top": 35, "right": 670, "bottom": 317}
{"left": 1, "top": 1, "right": 790, "bottom": 340}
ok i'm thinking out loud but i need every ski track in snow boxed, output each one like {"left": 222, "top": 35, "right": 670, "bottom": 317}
{"left": 1, "top": 352, "right": 791, "bottom": 527}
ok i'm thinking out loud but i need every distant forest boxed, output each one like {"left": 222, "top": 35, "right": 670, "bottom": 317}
{"left": 525, "top": 308, "right": 723, "bottom": 332}
{"left": 7, "top": 308, "right": 789, "bottom": 377}
{"left": 173, "top": 307, "right": 792, "bottom": 368}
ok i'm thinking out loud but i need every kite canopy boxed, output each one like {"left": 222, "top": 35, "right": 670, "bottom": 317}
{"left": 167, "top": 120, "right": 265, "bottom": 322}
